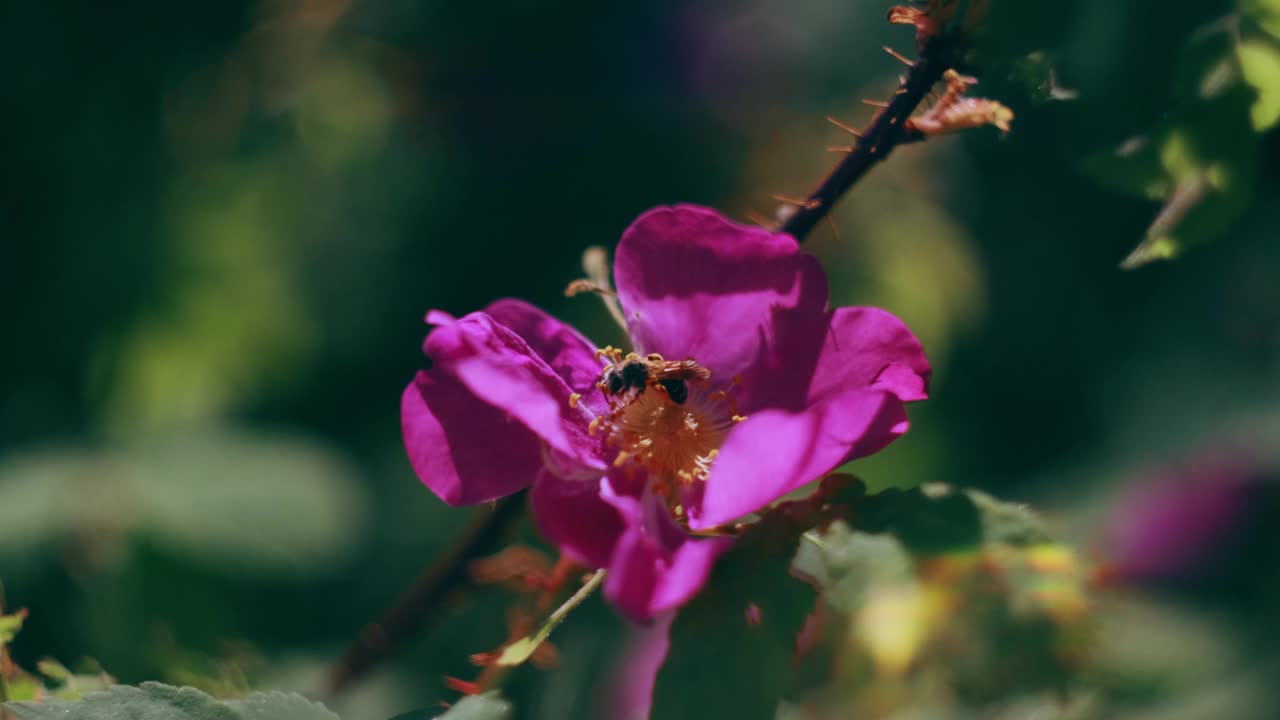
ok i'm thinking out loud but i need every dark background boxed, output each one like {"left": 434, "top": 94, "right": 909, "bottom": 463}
{"left": 2, "top": 1, "right": 1277, "bottom": 717}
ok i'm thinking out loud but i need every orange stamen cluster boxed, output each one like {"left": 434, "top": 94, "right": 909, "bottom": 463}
{"left": 583, "top": 348, "right": 746, "bottom": 498}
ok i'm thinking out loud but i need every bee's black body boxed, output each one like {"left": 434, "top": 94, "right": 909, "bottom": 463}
{"left": 658, "top": 378, "right": 689, "bottom": 404}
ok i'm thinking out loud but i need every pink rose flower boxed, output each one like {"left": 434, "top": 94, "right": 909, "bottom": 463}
{"left": 402, "top": 205, "right": 929, "bottom": 620}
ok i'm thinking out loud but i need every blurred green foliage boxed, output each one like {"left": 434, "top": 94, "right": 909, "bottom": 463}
{"left": 417, "top": 693, "right": 512, "bottom": 720}
{"left": 2, "top": 0, "right": 1279, "bottom": 718}
{"left": 6, "top": 683, "right": 339, "bottom": 720}
{"left": 1085, "top": 1, "right": 1280, "bottom": 267}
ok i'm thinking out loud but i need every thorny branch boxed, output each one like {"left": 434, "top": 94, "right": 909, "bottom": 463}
{"left": 779, "top": 32, "right": 965, "bottom": 242}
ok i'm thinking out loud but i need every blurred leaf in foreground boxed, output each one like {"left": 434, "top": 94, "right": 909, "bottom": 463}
{"left": 5, "top": 682, "right": 338, "bottom": 720}
{"left": 793, "top": 483, "right": 1093, "bottom": 713}
{"left": 1242, "top": 0, "right": 1280, "bottom": 39}
{"left": 387, "top": 691, "right": 512, "bottom": 720}
{"left": 0, "top": 428, "right": 366, "bottom": 578}
{"left": 0, "top": 610, "right": 25, "bottom": 647}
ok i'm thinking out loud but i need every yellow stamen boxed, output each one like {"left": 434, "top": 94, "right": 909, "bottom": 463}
{"left": 568, "top": 393, "right": 581, "bottom": 409}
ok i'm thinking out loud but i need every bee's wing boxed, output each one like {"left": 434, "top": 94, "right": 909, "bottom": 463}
{"left": 653, "top": 360, "right": 712, "bottom": 382}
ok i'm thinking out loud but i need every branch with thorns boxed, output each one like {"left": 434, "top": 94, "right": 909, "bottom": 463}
{"left": 773, "top": 22, "right": 1008, "bottom": 242}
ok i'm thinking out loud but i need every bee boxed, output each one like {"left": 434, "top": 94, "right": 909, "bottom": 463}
{"left": 598, "top": 352, "right": 711, "bottom": 405}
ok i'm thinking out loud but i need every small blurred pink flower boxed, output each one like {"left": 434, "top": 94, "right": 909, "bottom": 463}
{"left": 1100, "top": 451, "right": 1262, "bottom": 584}
{"left": 402, "top": 205, "right": 929, "bottom": 620}
{"left": 600, "top": 612, "right": 673, "bottom": 720}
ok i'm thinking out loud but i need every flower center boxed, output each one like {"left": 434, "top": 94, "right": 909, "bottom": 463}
{"left": 585, "top": 350, "right": 744, "bottom": 490}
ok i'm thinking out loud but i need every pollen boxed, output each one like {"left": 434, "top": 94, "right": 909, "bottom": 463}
{"left": 595, "top": 372, "right": 739, "bottom": 488}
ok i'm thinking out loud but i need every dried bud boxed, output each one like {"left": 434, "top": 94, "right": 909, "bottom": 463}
{"left": 907, "top": 70, "right": 1014, "bottom": 136}
{"left": 889, "top": 0, "right": 991, "bottom": 42}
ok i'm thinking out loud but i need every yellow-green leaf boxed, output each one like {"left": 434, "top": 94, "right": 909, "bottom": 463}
{"left": 1238, "top": 37, "right": 1280, "bottom": 129}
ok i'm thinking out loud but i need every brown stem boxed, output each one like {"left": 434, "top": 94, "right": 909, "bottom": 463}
{"left": 779, "top": 33, "right": 963, "bottom": 242}
{"left": 322, "top": 492, "right": 526, "bottom": 696}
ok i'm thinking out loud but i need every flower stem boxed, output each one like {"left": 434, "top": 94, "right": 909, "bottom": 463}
{"left": 491, "top": 569, "right": 606, "bottom": 668}
{"left": 779, "top": 33, "right": 963, "bottom": 242}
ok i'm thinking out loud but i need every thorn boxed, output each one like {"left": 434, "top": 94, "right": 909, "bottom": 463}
{"left": 882, "top": 45, "right": 913, "bottom": 66}
{"left": 745, "top": 210, "right": 774, "bottom": 228}
{"left": 862, "top": 99, "right": 890, "bottom": 108}
{"left": 826, "top": 145, "right": 856, "bottom": 153}
{"left": 826, "top": 213, "right": 841, "bottom": 242}
{"left": 895, "top": 88, "right": 908, "bottom": 95}
{"left": 771, "top": 194, "right": 820, "bottom": 210}
{"left": 825, "top": 115, "right": 862, "bottom": 137}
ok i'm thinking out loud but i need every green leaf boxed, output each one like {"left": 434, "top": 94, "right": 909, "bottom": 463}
{"left": 1084, "top": 19, "right": 1264, "bottom": 268}
{"left": 124, "top": 429, "right": 368, "bottom": 577}
{"left": 1085, "top": 83, "right": 1257, "bottom": 268}
{"left": 797, "top": 485, "right": 1091, "bottom": 707}
{"left": 0, "top": 429, "right": 367, "bottom": 577}
{"left": 0, "top": 452, "right": 84, "bottom": 554}
{"left": 34, "top": 659, "right": 118, "bottom": 702}
{"left": 795, "top": 522, "right": 913, "bottom": 614}
{"left": 33, "top": 660, "right": 70, "bottom": 684}
{"left": 1238, "top": 36, "right": 1280, "bottom": 129}
{"left": 1242, "top": 0, "right": 1280, "bottom": 39}
{"left": 223, "top": 692, "right": 344, "bottom": 720}
{"left": 3, "top": 677, "right": 44, "bottom": 703}
{"left": 388, "top": 692, "right": 512, "bottom": 720}
{"left": 853, "top": 483, "right": 983, "bottom": 554}
{"left": 5, "top": 683, "right": 340, "bottom": 720}
{"left": 0, "top": 609, "right": 26, "bottom": 646}
{"left": 652, "top": 514, "right": 817, "bottom": 720}
{"left": 968, "top": 489, "right": 1051, "bottom": 547}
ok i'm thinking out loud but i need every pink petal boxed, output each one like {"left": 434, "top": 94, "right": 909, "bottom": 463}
{"left": 484, "top": 298, "right": 607, "bottom": 413}
{"left": 808, "top": 306, "right": 930, "bottom": 403}
{"left": 613, "top": 205, "right": 828, "bottom": 380}
{"left": 1102, "top": 454, "right": 1258, "bottom": 582}
{"left": 401, "top": 372, "right": 541, "bottom": 506}
{"left": 431, "top": 311, "right": 603, "bottom": 469}
{"left": 740, "top": 305, "right": 930, "bottom": 412}
{"left": 603, "top": 491, "right": 733, "bottom": 621}
{"left": 530, "top": 468, "right": 625, "bottom": 570}
{"left": 600, "top": 613, "right": 673, "bottom": 720}
{"left": 401, "top": 311, "right": 603, "bottom": 506}
{"left": 688, "top": 389, "right": 908, "bottom": 530}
